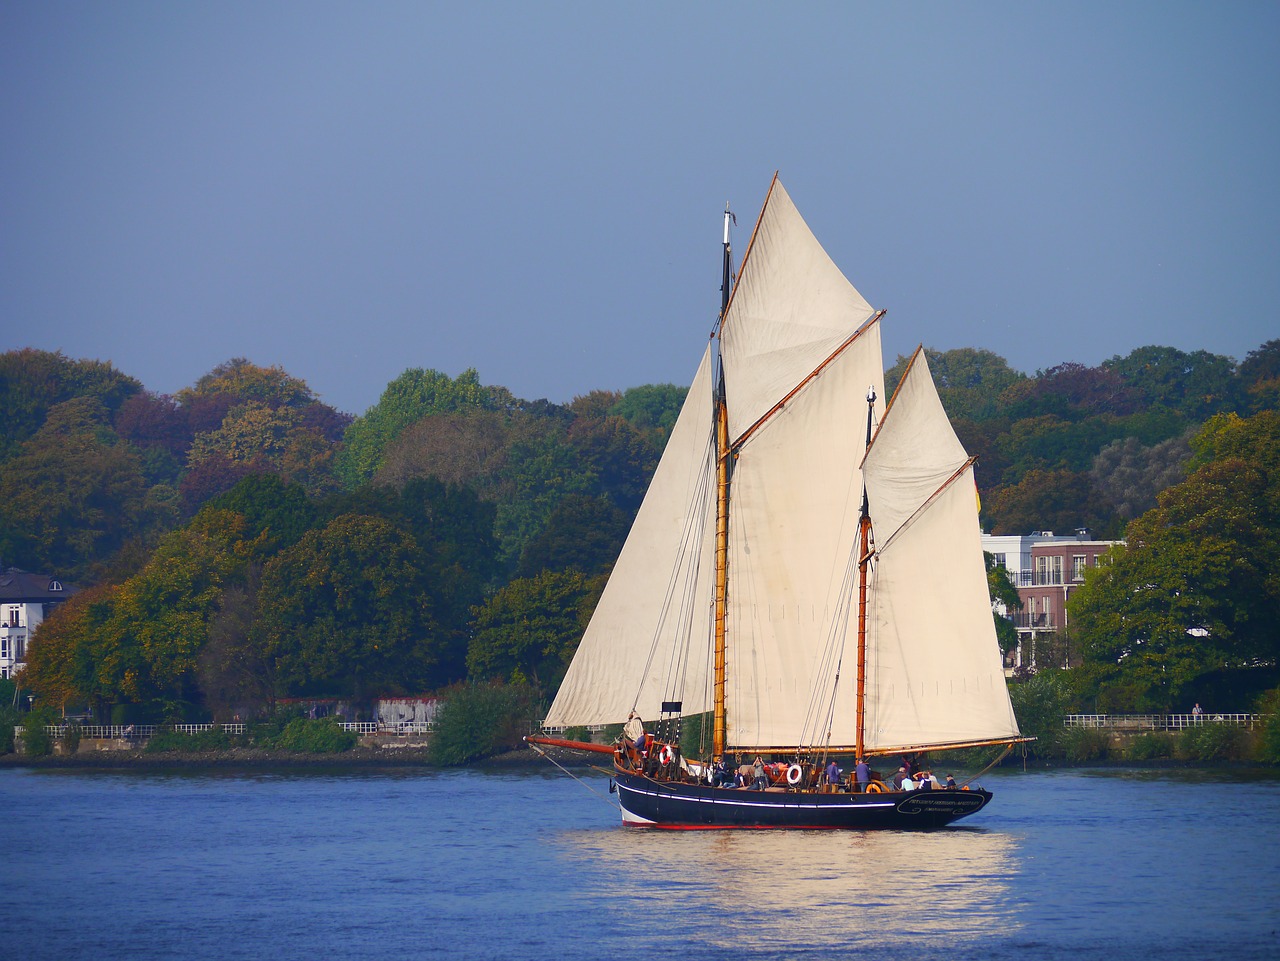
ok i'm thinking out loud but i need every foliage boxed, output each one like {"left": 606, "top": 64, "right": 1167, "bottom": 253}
{"left": 20, "top": 706, "right": 58, "bottom": 757}
{"left": 336, "top": 367, "right": 496, "bottom": 485}
{"left": 1007, "top": 671, "right": 1075, "bottom": 758}
{"left": 607, "top": 383, "right": 687, "bottom": 444}
{"left": 1091, "top": 433, "right": 1192, "bottom": 521}
{"left": 427, "top": 682, "right": 537, "bottom": 766}
{"left": 255, "top": 514, "right": 440, "bottom": 697}
{"left": 144, "top": 727, "right": 234, "bottom": 753}
{"left": 1103, "top": 345, "right": 1239, "bottom": 421}
{"left": 255, "top": 716, "right": 357, "bottom": 753}
{"left": 1124, "top": 733, "right": 1176, "bottom": 760}
{"left": 1176, "top": 722, "right": 1248, "bottom": 762}
{"left": 0, "top": 397, "right": 148, "bottom": 578}
{"left": 61, "top": 721, "right": 82, "bottom": 754}
{"left": 0, "top": 348, "right": 141, "bottom": 456}
{"left": 467, "top": 570, "right": 604, "bottom": 688}
{"left": 986, "top": 552, "right": 1022, "bottom": 654}
{"left": 178, "top": 358, "right": 318, "bottom": 410}
{"left": 1253, "top": 687, "right": 1280, "bottom": 765}
{"left": 1070, "top": 410, "right": 1280, "bottom": 711}
{"left": 517, "top": 495, "right": 630, "bottom": 577}
{"left": 1060, "top": 728, "right": 1111, "bottom": 763}
{"left": 984, "top": 468, "right": 1110, "bottom": 537}
{"left": 886, "top": 348, "right": 1025, "bottom": 422}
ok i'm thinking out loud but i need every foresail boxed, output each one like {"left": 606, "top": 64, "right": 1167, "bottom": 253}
{"left": 723, "top": 320, "right": 884, "bottom": 750}
{"left": 860, "top": 352, "right": 1020, "bottom": 751}
{"left": 543, "top": 347, "right": 718, "bottom": 728}
{"left": 720, "top": 178, "right": 877, "bottom": 443}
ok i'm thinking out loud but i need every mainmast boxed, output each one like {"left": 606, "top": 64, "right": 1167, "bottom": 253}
{"left": 855, "top": 386, "right": 876, "bottom": 762}
{"left": 712, "top": 204, "right": 733, "bottom": 759}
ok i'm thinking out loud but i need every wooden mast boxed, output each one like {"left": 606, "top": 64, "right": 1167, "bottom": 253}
{"left": 855, "top": 386, "right": 877, "bottom": 762}
{"left": 712, "top": 204, "right": 733, "bottom": 759}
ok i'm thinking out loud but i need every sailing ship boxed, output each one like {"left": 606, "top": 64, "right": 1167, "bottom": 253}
{"left": 528, "top": 175, "right": 1026, "bottom": 828}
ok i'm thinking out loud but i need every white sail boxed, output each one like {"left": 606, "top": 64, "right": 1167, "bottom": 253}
{"left": 723, "top": 318, "right": 884, "bottom": 750}
{"left": 861, "top": 352, "right": 1021, "bottom": 751}
{"left": 720, "top": 178, "right": 877, "bottom": 443}
{"left": 543, "top": 347, "right": 718, "bottom": 727}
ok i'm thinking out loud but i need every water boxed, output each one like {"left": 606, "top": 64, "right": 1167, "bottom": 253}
{"left": 2, "top": 764, "right": 1277, "bottom": 961}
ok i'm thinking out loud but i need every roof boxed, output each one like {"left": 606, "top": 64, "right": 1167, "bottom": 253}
{"left": 0, "top": 568, "right": 78, "bottom": 603}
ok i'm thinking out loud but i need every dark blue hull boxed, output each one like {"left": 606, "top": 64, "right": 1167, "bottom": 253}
{"left": 613, "top": 770, "right": 991, "bottom": 829}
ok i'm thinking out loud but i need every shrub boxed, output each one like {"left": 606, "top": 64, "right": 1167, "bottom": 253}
{"left": 1177, "top": 722, "right": 1247, "bottom": 762}
{"left": 61, "top": 722, "right": 82, "bottom": 755}
{"left": 1062, "top": 728, "right": 1110, "bottom": 763}
{"left": 258, "top": 717, "right": 357, "bottom": 753}
{"left": 1253, "top": 687, "right": 1280, "bottom": 765}
{"left": 564, "top": 725, "right": 590, "bottom": 743}
{"left": 1126, "top": 733, "right": 1175, "bottom": 760}
{"left": 1008, "top": 670, "right": 1075, "bottom": 758}
{"left": 145, "top": 727, "right": 234, "bottom": 753}
{"left": 20, "top": 707, "right": 57, "bottom": 757}
{"left": 428, "top": 681, "right": 536, "bottom": 766}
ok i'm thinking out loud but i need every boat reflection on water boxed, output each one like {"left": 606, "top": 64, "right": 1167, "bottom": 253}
{"left": 561, "top": 827, "right": 1022, "bottom": 954}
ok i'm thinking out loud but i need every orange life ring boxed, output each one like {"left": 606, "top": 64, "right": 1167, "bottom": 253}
{"left": 866, "top": 781, "right": 885, "bottom": 793}
{"left": 785, "top": 763, "right": 803, "bottom": 786}
{"left": 658, "top": 744, "right": 674, "bottom": 765}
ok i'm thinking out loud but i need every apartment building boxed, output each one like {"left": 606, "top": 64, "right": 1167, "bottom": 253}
{"left": 981, "top": 531, "right": 1121, "bottom": 673}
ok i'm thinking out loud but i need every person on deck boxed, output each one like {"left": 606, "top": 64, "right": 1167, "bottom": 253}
{"left": 752, "top": 756, "right": 768, "bottom": 791}
{"left": 945, "top": 774, "right": 957, "bottom": 790}
{"left": 891, "top": 767, "right": 909, "bottom": 790}
{"left": 855, "top": 759, "right": 870, "bottom": 793}
{"left": 825, "top": 759, "right": 840, "bottom": 792}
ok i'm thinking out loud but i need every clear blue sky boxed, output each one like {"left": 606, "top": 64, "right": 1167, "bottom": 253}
{"left": 2, "top": 2, "right": 1277, "bottom": 415}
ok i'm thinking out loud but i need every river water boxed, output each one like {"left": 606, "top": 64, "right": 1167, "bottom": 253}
{"left": 2, "top": 763, "right": 1276, "bottom": 961}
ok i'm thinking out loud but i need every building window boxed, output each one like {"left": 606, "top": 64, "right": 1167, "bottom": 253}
{"left": 1, "top": 637, "right": 7, "bottom": 658}
{"left": 1072, "top": 555, "right": 1087, "bottom": 581}
{"left": 991, "top": 553, "right": 1006, "bottom": 569}
{"left": 49, "top": 580, "right": 63, "bottom": 591}
{"left": 15, "top": 637, "right": 24, "bottom": 660}
{"left": 1035, "top": 555, "right": 1063, "bottom": 586}
{"left": 5, "top": 606, "right": 19, "bottom": 628}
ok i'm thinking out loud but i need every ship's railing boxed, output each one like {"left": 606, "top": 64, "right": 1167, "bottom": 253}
{"left": 1063, "top": 713, "right": 1260, "bottom": 731}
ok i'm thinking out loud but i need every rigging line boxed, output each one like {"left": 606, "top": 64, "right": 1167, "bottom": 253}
{"left": 633, "top": 426, "right": 717, "bottom": 715}
{"left": 527, "top": 741, "right": 620, "bottom": 811}
{"left": 661, "top": 433, "right": 716, "bottom": 707}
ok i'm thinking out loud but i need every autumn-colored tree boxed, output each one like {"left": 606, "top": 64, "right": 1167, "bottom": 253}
{"left": 336, "top": 367, "right": 497, "bottom": 485}
{"left": 178, "top": 357, "right": 318, "bottom": 410}
{"left": 0, "top": 398, "right": 147, "bottom": 579}
{"left": 984, "top": 468, "right": 1112, "bottom": 536}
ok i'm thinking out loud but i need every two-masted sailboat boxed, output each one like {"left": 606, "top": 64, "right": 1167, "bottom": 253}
{"left": 528, "top": 176, "right": 1025, "bottom": 828}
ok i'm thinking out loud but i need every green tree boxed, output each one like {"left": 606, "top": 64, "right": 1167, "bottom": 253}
{"left": 468, "top": 569, "right": 604, "bottom": 688}
{"left": 517, "top": 494, "right": 630, "bottom": 577}
{"left": 608, "top": 383, "right": 688, "bottom": 444}
{"left": 886, "top": 348, "right": 1025, "bottom": 423}
{"left": 1103, "top": 345, "right": 1239, "bottom": 420}
{"left": 336, "top": 367, "right": 496, "bottom": 485}
{"left": 985, "top": 552, "right": 1022, "bottom": 655}
{"left": 255, "top": 514, "right": 440, "bottom": 697}
{"left": 177, "top": 357, "right": 318, "bottom": 410}
{"left": 0, "top": 349, "right": 141, "bottom": 456}
{"left": 1090, "top": 433, "right": 1192, "bottom": 521}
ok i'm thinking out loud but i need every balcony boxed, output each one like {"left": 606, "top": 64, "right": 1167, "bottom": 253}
{"left": 1008, "top": 612, "right": 1057, "bottom": 630}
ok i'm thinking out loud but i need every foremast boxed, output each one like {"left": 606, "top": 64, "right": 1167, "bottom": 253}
{"left": 712, "top": 203, "right": 732, "bottom": 760}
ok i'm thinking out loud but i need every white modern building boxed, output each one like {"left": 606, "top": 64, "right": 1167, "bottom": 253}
{"left": 0, "top": 567, "right": 75, "bottom": 679}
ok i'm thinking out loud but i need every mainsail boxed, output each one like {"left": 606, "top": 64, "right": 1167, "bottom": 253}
{"left": 544, "top": 176, "right": 1020, "bottom": 759}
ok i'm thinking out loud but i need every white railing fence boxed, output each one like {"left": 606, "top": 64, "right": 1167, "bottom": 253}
{"left": 32, "top": 720, "right": 435, "bottom": 739}
{"left": 1063, "top": 714, "right": 1261, "bottom": 731}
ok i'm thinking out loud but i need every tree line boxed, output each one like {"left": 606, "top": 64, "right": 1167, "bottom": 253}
{"left": 1, "top": 338, "right": 1277, "bottom": 725}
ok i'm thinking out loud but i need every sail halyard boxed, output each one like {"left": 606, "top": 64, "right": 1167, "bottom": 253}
{"left": 712, "top": 204, "right": 734, "bottom": 760}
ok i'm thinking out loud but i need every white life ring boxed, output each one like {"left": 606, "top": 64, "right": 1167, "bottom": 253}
{"left": 658, "top": 744, "right": 674, "bottom": 765}
{"left": 786, "top": 763, "right": 803, "bottom": 786}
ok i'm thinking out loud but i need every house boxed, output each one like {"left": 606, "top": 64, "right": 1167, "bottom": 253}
{"left": 0, "top": 566, "right": 76, "bottom": 680}
{"left": 981, "top": 531, "right": 1122, "bottom": 673}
